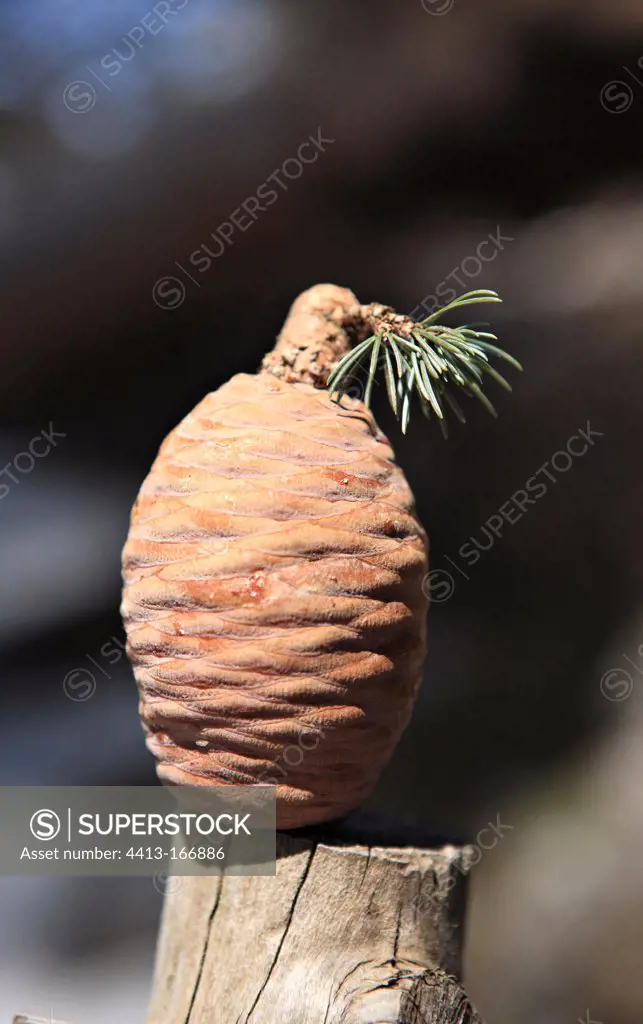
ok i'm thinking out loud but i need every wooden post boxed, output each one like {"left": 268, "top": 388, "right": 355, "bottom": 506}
{"left": 146, "top": 819, "right": 483, "bottom": 1024}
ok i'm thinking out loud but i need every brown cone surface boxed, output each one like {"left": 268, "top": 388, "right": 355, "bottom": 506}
{"left": 121, "top": 372, "right": 429, "bottom": 829}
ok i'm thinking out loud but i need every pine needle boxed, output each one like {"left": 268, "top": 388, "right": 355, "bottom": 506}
{"left": 328, "top": 289, "right": 521, "bottom": 434}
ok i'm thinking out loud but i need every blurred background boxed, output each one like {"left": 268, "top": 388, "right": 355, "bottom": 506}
{"left": 1, "top": 0, "right": 642, "bottom": 1020}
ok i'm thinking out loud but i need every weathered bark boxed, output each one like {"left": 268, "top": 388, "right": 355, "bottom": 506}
{"left": 146, "top": 823, "right": 482, "bottom": 1024}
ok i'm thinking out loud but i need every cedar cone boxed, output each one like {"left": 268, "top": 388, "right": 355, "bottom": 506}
{"left": 121, "top": 284, "right": 432, "bottom": 829}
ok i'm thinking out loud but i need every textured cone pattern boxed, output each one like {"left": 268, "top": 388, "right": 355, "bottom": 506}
{"left": 121, "top": 373, "right": 429, "bottom": 829}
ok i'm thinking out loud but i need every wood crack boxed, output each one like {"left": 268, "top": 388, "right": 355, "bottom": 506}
{"left": 242, "top": 844, "right": 317, "bottom": 1024}
{"left": 184, "top": 882, "right": 224, "bottom": 1024}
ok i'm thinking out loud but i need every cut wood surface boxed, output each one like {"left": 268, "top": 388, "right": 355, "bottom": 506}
{"left": 147, "top": 822, "right": 483, "bottom": 1024}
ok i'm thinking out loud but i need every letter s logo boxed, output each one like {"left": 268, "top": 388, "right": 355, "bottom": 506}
{"left": 30, "top": 809, "right": 61, "bottom": 840}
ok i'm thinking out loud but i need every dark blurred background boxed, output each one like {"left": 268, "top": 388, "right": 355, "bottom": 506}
{"left": 1, "top": 1, "right": 642, "bottom": 1020}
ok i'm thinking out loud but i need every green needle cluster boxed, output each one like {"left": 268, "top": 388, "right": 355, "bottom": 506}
{"left": 327, "top": 289, "right": 522, "bottom": 436}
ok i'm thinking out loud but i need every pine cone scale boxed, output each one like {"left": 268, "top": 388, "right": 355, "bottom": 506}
{"left": 122, "top": 371, "right": 428, "bottom": 828}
